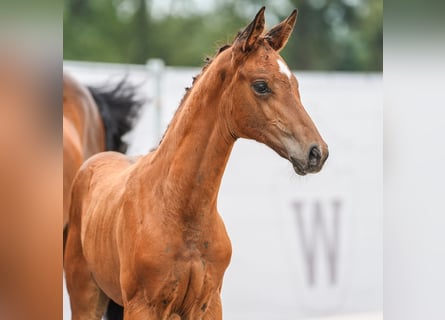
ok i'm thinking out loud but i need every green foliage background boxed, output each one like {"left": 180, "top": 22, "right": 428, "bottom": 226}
{"left": 64, "top": 0, "right": 382, "bottom": 71}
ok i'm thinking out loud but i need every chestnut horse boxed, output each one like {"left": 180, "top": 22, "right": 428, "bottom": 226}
{"left": 63, "top": 73, "right": 142, "bottom": 319}
{"left": 65, "top": 7, "right": 328, "bottom": 320}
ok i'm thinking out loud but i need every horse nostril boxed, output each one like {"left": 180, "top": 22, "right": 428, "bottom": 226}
{"left": 308, "top": 145, "right": 321, "bottom": 168}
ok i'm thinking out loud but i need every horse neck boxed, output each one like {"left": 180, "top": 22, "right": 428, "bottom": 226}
{"left": 147, "top": 67, "right": 235, "bottom": 216}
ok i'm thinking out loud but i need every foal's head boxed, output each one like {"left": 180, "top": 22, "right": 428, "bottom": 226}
{"left": 209, "top": 7, "right": 328, "bottom": 175}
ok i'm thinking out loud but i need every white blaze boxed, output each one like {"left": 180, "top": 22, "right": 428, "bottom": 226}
{"left": 277, "top": 59, "right": 292, "bottom": 79}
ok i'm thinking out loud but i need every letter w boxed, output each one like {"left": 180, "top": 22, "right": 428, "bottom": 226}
{"left": 294, "top": 200, "right": 341, "bottom": 286}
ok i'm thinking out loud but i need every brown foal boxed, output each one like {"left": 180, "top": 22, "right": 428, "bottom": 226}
{"left": 65, "top": 7, "right": 328, "bottom": 320}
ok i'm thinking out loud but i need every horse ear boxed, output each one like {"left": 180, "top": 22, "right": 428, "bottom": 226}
{"left": 234, "top": 6, "right": 266, "bottom": 53}
{"left": 265, "top": 9, "right": 298, "bottom": 52}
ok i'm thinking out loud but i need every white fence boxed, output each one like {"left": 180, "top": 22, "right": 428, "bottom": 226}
{"left": 64, "top": 60, "right": 382, "bottom": 320}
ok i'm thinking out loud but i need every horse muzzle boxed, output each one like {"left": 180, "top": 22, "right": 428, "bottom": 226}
{"left": 290, "top": 144, "right": 329, "bottom": 176}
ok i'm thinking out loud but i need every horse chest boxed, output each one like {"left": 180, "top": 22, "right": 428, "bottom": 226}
{"left": 135, "top": 233, "right": 231, "bottom": 316}
{"left": 134, "top": 253, "right": 212, "bottom": 319}
{"left": 169, "top": 258, "right": 212, "bottom": 301}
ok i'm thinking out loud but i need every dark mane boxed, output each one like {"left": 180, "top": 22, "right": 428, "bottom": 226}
{"left": 156, "top": 44, "right": 232, "bottom": 147}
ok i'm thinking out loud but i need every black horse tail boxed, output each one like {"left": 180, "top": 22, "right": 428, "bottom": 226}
{"left": 88, "top": 79, "right": 144, "bottom": 153}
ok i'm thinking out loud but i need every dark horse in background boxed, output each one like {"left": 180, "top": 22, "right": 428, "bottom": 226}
{"left": 63, "top": 72, "right": 143, "bottom": 319}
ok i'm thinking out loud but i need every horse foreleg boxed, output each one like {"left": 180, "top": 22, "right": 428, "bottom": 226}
{"left": 64, "top": 224, "right": 109, "bottom": 320}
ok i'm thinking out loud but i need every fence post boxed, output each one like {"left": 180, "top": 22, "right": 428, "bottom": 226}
{"left": 146, "top": 58, "right": 165, "bottom": 144}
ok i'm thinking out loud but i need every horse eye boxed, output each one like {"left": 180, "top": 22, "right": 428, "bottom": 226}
{"left": 252, "top": 81, "right": 271, "bottom": 95}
